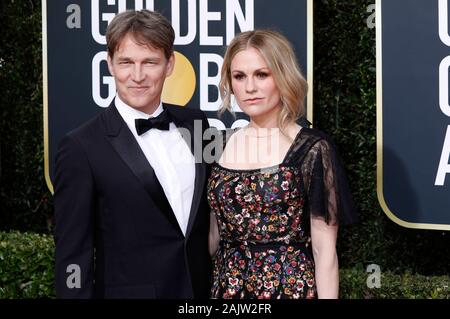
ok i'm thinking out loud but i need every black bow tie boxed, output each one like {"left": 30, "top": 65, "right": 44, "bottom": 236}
{"left": 135, "top": 109, "right": 171, "bottom": 135}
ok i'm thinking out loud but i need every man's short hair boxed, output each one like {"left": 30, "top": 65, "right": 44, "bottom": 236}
{"left": 106, "top": 10, "right": 175, "bottom": 59}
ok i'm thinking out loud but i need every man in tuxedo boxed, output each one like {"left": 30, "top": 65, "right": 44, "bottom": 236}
{"left": 54, "top": 10, "right": 211, "bottom": 298}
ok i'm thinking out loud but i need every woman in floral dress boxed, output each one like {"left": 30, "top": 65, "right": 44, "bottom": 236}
{"left": 207, "top": 30, "right": 358, "bottom": 299}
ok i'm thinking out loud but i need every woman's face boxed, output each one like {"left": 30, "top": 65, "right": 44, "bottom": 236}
{"left": 230, "top": 47, "right": 281, "bottom": 122}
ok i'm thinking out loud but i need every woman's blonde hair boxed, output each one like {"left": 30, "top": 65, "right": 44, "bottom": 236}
{"left": 219, "top": 29, "right": 308, "bottom": 131}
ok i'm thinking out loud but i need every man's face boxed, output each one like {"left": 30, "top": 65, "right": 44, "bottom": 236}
{"left": 107, "top": 33, "right": 174, "bottom": 114}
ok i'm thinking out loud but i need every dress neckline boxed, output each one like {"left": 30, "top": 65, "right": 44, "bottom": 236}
{"left": 215, "top": 127, "right": 304, "bottom": 173}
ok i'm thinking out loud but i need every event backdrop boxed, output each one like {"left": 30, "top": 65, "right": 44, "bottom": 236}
{"left": 43, "top": 0, "right": 312, "bottom": 193}
{"left": 377, "top": 0, "right": 450, "bottom": 230}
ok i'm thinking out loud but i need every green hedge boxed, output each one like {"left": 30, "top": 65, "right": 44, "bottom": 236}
{"left": 0, "top": 0, "right": 53, "bottom": 233}
{"left": 0, "top": 231, "right": 449, "bottom": 299}
{"left": 0, "top": 231, "right": 54, "bottom": 298}
{"left": 340, "top": 267, "right": 450, "bottom": 299}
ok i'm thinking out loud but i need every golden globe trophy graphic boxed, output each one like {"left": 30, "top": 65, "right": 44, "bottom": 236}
{"left": 162, "top": 51, "right": 196, "bottom": 107}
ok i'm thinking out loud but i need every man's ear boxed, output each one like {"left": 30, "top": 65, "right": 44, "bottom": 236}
{"left": 166, "top": 53, "right": 175, "bottom": 77}
{"left": 107, "top": 54, "right": 114, "bottom": 76}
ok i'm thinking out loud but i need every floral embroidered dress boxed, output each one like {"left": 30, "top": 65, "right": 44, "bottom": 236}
{"left": 207, "top": 127, "right": 357, "bottom": 299}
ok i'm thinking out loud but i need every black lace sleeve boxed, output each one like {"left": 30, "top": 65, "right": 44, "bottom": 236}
{"left": 301, "top": 136, "right": 358, "bottom": 226}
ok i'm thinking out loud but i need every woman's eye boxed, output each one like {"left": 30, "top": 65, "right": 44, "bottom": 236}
{"left": 233, "top": 74, "right": 244, "bottom": 80}
{"left": 257, "top": 72, "right": 268, "bottom": 79}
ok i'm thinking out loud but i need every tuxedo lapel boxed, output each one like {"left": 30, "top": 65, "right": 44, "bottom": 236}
{"left": 102, "top": 106, "right": 184, "bottom": 236}
{"left": 186, "top": 162, "right": 206, "bottom": 238}
{"left": 166, "top": 106, "right": 206, "bottom": 239}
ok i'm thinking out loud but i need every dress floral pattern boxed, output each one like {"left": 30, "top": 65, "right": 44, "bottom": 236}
{"left": 207, "top": 127, "right": 357, "bottom": 299}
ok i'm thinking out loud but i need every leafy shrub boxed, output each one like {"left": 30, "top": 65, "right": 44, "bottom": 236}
{"left": 340, "top": 267, "right": 450, "bottom": 299}
{"left": 0, "top": 231, "right": 55, "bottom": 298}
{"left": 1, "top": 231, "right": 449, "bottom": 299}
{"left": 0, "top": 0, "right": 53, "bottom": 233}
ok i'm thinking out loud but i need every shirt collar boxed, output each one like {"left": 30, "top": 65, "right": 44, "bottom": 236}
{"left": 114, "top": 95, "right": 164, "bottom": 134}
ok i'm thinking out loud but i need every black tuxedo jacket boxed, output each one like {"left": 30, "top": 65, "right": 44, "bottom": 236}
{"left": 53, "top": 103, "right": 212, "bottom": 298}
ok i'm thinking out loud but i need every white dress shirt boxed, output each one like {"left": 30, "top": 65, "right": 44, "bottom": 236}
{"left": 114, "top": 95, "right": 195, "bottom": 236}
